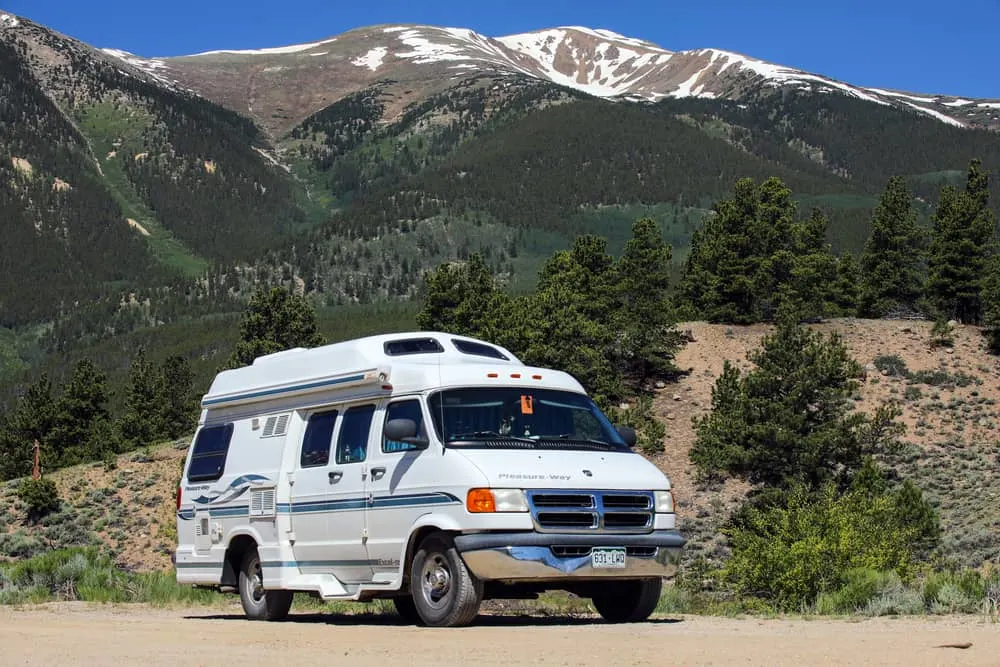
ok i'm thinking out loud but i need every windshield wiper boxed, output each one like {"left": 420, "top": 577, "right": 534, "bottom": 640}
{"left": 447, "top": 431, "right": 537, "bottom": 444}
{"left": 538, "top": 434, "right": 612, "bottom": 445}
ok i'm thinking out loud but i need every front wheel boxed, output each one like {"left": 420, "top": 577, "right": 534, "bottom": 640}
{"left": 238, "top": 547, "right": 293, "bottom": 621}
{"left": 591, "top": 578, "right": 662, "bottom": 623}
{"left": 409, "top": 533, "right": 483, "bottom": 627}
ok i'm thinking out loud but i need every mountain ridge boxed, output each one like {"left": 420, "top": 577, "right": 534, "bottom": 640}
{"left": 69, "top": 20, "right": 1000, "bottom": 136}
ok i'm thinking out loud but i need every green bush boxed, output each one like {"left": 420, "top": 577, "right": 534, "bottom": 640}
{"left": 874, "top": 354, "right": 909, "bottom": 378}
{"left": 16, "top": 478, "right": 60, "bottom": 521}
{"left": 862, "top": 574, "right": 925, "bottom": 616}
{"left": 721, "top": 463, "right": 939, "bottom": 610}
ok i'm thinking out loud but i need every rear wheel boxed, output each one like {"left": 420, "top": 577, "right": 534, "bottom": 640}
{"left": 591, "top": 578, "right": 662, "bottom": 623}
{"left": 409, "top": 533, "right": 483, "bottom": 627}
{"left": 238, "top": 547, "right": 293, "bottom": 621}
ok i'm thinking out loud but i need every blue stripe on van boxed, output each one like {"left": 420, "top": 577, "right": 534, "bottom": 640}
{"left": 201, "top": 373, "right": 369, "bottom": 407}
{"left": 261, "top": 560, "right": 375, "bottom": 569}
{"left": 177, "top": 492, "right": 460, "bottom": 520}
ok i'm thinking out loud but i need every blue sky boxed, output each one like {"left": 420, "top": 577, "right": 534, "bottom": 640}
{"left": 6, "top": 0, "right": 999, "bottom": 97}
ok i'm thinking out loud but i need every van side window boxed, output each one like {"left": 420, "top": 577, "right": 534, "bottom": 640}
{"left": 336, "top": 405, "right": 375, "bottom": 464}
{"left": 187, "top": 424, "right": 234, "bottom": 482}
{"left": 300, "top": 410, "right": 338, "bottom": 468}
{"left": 383, "top": 400, "right": 425, "bottom": 453}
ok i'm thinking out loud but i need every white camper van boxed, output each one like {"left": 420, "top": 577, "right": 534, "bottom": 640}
{"left": 175, "top": 332, "right": 684, "bottom": 627}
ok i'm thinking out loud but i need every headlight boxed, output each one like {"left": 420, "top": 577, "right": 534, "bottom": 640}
{"left": 654, "top": 490, "right": 675, "bottom": 513}
{"left": 466, "top": 488, "right": 529, "bottom": 513}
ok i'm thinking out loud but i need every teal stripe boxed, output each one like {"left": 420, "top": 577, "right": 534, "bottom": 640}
{"left": 176, "top": 562, "right": 223, "bottom": 569}
{"left": 262, "top": 560, "right": 374, "bottom": 568}
{"left": 201, "top": 373, "right": 368, "bottom": 408}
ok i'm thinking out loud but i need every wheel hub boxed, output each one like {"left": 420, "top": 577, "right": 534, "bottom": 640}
{"left": 422, "top": 556, "right": 452, "bottom": 604}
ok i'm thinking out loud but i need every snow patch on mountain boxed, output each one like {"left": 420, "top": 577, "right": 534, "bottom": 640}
{"left": 352, "top": 46, "right": 388, "bottom": 71}
{"left": 0, "top": 12, "right": 18, "bottom": 27}
{"left": 101, "top": 49, "right": 176, "bottom": 86}
{"left": 943, "top": 98, "right": 975, "bottom": 107}
{"left": 866, "top": 88, "right": 938, "bottom": 103}
{"left": 183, "top": 37, "right": 338, "bottom": 57}
{"left": 979, "top": 102, "right": 1000, "bottom": 109}
{"left": 900, "top": 101, "right": 965, "bottom": 127}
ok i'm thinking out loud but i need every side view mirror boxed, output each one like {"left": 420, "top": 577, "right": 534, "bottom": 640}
{"left": 384, "top": 418, "right": 430, "bottom": 449}
{"left": 616, "top": 425, "right": 637, "bottom": 448}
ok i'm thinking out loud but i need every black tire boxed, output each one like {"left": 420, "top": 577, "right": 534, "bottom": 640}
{"left": 591, "top": 578, "right": 662, "bottom": 623}
{"left": 409, "top": 533, "right": 483, "bottom": 627}
{"left": 238, "top": 547, "right": 293, "bottom": 621}
{"left": 392, "top": 595, "right": 422, "bottom": 625}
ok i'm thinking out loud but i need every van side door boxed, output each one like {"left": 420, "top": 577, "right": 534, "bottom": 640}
{"left": 290, "top": 406, "right": 373, "bottom": 584}
{"left": 364, "top": 398, "right": 439, "bottom": 578}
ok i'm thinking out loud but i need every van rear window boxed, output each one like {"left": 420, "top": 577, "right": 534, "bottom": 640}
{"left": 187, "top": 424, "right": 234, "bottom": 482}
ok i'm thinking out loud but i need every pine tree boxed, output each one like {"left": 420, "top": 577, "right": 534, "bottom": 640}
{"left": 228, "top": 286, "right": 326, "bottom": 368}
{"left": 981, "top": 252, "right": 1000, "bottom": 352}
{"left": 926, "top": 160, "right": 997, "bottom": 324}
{"left": 831, "top": 252, "right": 860, "bottom": 317}
{"left": 858, "top": 176, "right": 925, "bottom": 317}
{"left": 616, "top": 218, "right": 682, "bottom": 383}
{"left": 49, "top": 359, "right": 114, "bottom": 466}
{"left": 158, "top": 355, "right": 197, "bottom": 439}
{"left": 689, "top": 316, "right": 901, "bottom": 491}
{"left": 678, "top": 176, "right": 834, "bottom": 324}
{"left": 415, "top": 253, "right": 510, "bottom": 341}
{"left": 0, "top": 374, "right": 56, "bottom": 480}
{"left": 118, "top": 347, "right": 164, "bottom": 449}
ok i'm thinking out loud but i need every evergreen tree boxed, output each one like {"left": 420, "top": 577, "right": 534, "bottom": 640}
{"left": 0, "top": 374, "right": 56, "bottom": 480}
{"left": 415, "top": 253, "right": 511, "bottom": 341}
{"left": 678, "top": 177, "right": 837, "bottom": 324}
{"left": 518, "top": 236, "right": 622, "bottom": 404}
{"left": 158, "top": 355, "right": 197, "bottom": 439}
{"left": 926, "top": 160, "right": 997, "bottom": 324}
{"left": 49, "top": 359, "right": 114, "bottom": 466}
{"left": 118, "top": 347, "right": 164, "bottom": 449}
{"left": 858, "top": 176, "right": 925, "bottom": 317}
{"left": 228, "top": 286, "right": 326, "bottom": 368}
{"left": 690, "top": 316, "right": 901, "bottom": 491}
{"left": 831, "top": 252, "right": 860, "bottom": 316}
{"left": 616, "top": 218, "right": 682, "bottom": 383}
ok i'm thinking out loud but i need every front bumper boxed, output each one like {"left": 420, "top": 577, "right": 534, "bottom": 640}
{"left": 453, "top": 530, "right": 685, "bottom": 581}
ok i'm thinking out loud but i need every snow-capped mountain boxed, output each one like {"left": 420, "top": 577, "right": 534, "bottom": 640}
{"left": 82, "top": 23, "right": 1000, "bottom": 136}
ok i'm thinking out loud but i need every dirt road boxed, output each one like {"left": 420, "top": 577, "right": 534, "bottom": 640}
{"left": 0, "top": 604, "right": 996, "bottom": 666}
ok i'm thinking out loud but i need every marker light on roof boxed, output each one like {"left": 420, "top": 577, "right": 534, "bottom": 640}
{"left": 487, "top": 373, "right": 498, "bottom": 378}
{"left": 510, "top": 373, "right": 521, "bottom": 378}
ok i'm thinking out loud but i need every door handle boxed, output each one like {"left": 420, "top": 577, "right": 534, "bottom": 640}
{"left": 328, "top": 471, "right": 343, "bottom": 484}
{"left": 370, "top": 466, "right": 387, "bottom": 480}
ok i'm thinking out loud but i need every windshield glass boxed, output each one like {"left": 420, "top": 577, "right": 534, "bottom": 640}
{"left": 427, "top": 388, "right": 629, "bottom": 451}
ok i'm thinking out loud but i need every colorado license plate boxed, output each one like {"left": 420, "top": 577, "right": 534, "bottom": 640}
{"left": 591, "top": 547, "right": 626, "bottom": 569}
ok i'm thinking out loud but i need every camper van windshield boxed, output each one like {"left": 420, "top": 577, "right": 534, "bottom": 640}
{"left": 428, "top": 388, "right": 630, "bottom": 452}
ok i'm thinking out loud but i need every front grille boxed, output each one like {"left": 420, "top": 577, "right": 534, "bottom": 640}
{"left": 536, "top": 512, "right": 597, "bottom": 529}
{"left": 526, "top": 490, "right": 654, "bottom": 534}
{"left": 604, "top": 512, "right": 652, "bottom": 529}
{"left": 531, "top": 493, "right": 594, "bottom": 508}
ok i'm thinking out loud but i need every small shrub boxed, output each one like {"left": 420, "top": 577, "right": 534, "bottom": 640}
{"left": 930, "top": 318, "right": 955, "bottom": 348}
{"left": 862, "top": 575, "right": 925, "bottom": 616}
{"left": 874, "top": 354, "right": 909, "bottom": 378}
{"left": 16, "top": 478, "right": 60, "bottom": 521}
{"left": 814, "top": 568, "right": 899, "bottom": 614}
{"left": 904, "top": 386, "right": 923, "bottom": 401}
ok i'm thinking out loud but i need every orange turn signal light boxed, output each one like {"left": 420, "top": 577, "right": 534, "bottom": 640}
{"left": 466, "top": 488, "right": 496, "bottom": 513}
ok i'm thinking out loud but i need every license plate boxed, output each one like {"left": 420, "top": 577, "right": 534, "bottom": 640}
{"left": 591, "top": 547, "right": 626, "bottom": 569}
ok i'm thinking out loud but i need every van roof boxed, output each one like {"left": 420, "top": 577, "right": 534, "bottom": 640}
{"left": 201, "top": 332, "right": 585, "bottom": 410}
